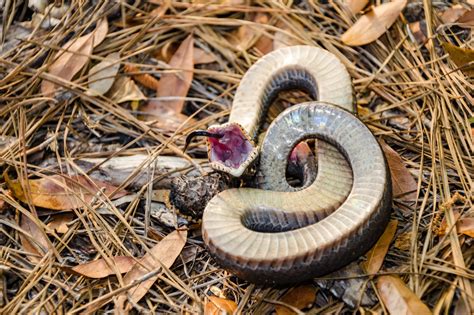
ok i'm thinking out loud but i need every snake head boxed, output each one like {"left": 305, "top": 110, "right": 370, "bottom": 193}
{"left": 185, "top": 123, "right": 257, "bottom": 177}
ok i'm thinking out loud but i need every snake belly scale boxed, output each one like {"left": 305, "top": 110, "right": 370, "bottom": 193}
{"left": 199, "top": 46, "right": 392, "bottom": 285}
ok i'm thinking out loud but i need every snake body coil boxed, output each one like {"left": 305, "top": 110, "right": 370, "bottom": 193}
{"left": 198, "top": 46, "right": 392, "bottom": 285}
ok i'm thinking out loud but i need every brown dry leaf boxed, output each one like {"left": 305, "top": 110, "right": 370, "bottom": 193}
{"left": 362, "top": 220, "right": 398, "bottom": 274}
{"left": 442, "top": 42, "right": 474, "bottom": 77}
{"left": 71, "top": 256, "right": 136, "bottom": 279}
{"left": 346, "top": 0, "right": 369, "bottom": 14}
{"left": 381, "top": 142, "right": 417, "bottom": 200}
{"left": 115, "top": 229, "right": 187, "bottom": 311}
{"left": 204, "top": 296, "right": 238, "bottom": 315}
{"left": 341, "top": 0, "right": 407, "bottom": 46}
{"left": 143, "top": 99, "right": 196, "bottom": 130}
{"left": 440, "top": 6, "right": 468, "bottom": 24}
{"left": 458, "top": 218, "right": 474, "bottom": 237}
{"left": 87, "top": 52, "right": 121, "bottom": 96}
{"left": 20, "top": 214, "right": 49, "bottom": 263}
{"left": 107, "top": 76, "right": 147, "bottom": 103}
{"left": 194, "top": 47, "right": 217, "bottom": 64}
{"left": 230, "top": 13, "right": 269, "bottom": 52}
{"left": 124, "top": 64, "right": 160, "bottom": 90}
{"left": 8, "top": 175, "right": 127, "bottom": 210}
{"left": 275, "top": 285, "right": 317, "bottom": 315}
{"left": 377, "top": 275, "right": 432, "bottom": 315}
{"left": 273, "top": 22, "right": 299, "bottom": 50}
{"left": 457, "top": 10, "right": 474, "bottom": 27}
{"left": 47, "top": 213, "right": 74, "bottom": 234}
{"left": 41, "top": 19, "right": 108, "bottom": 96}
{"left": 92, "top": 18, "right": 108, "bottom": 48}
{"left": 142, "top": 35, "right": 194, "bottom": 125}
{"left": 394, "top": 231, "right": 412, "bottom": 251}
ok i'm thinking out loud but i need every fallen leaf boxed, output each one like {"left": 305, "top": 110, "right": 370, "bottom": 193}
{"left": 41, "top": 32, "right": 94, "bottom": 96}
{"left": 362, "top": 220, "right": 398, "bottom": 274}
{"left": 115, "top": 229, "right": 187, "bottom": 311}
{"left": 381, "top": 142, "right": 417, "bottom": 201}
{"left": 47, "top": 213, "right": 74, "bottom": 234}
{"left": 346, "top": 0, "right": 369, "bottom": 14}
{"left": 458, "top": 218, "right": 474, "bottom": 237}
{"left": 20, "top": 214, "right": 49, "bottom": 263}
{"left": 457, "top": 10, "right": 474, "bottom": 27}
{"left": 92, "top": 18, "right": 108, "bottom": 48}
{"left": 8, "top": 175, "right": 127, "bottom": 210}
{"left": 440, "top": 6, "right": 468, "bottom": 24}
{"left": 377, "top": 275, "right": 432, "bottom": 315}
{"left": 141, "top": 35, "right": 194, "bottom": 124}
{"left": 230, "top": 13, "right": 269, "bottom": 52}
{"left": 273, "top": 22, "right": 300, "bottom": 50}
{"left": 394, "top": 231, "right": 412, "bottom": 251}
{"left": 204, "top": 296, "right": 238, "bottom": 315}
{"left": 194, "top": 47, "right": 217, "bottom": 64}
{"left": 341, "top": 0, "right": 407, "bottom": 46}
{"left": 275, "top": 285, "right": 317, "bottom": 315}
{"left": 41, "top": 19, "right": 108, "bottom": 96}
{"left": 71, "top": 256, "right": 136, "bottom": 279}
{"left": 87, "top": 52, "right": 121, "bottom": 96}
{"left": 442, "top": 42, "right": 474, "bottom": 77}
{"left": 107, "top": 76, "right": 147, "bottom": 103}
{"left": 143, "top": 99, "right": 196, "bottom": 130}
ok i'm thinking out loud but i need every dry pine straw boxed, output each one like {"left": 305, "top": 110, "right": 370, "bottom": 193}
{"left": 0, "top": 0, "right": 472, "bottom": 314}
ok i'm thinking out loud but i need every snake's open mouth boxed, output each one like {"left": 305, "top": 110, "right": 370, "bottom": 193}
{"left": 207, "top": 124, "right": 254, "bottom": 172}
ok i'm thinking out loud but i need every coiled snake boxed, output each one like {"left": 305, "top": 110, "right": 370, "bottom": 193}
{"left": 186, "top": 46, "right": 392, "bottom": 285}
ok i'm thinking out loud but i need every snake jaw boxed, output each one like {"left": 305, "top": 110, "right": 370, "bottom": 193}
{"left": 206, "top": 122, "right": 257, "bottom": 177}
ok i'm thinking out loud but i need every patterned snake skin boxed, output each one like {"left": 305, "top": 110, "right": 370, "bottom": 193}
{"left": 201, "top": 46, "right": 392, "bottom": 285}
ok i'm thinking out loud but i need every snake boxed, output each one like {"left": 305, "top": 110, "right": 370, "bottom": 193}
{"left": 185, "top": 46, "right": 392, "bottom": 285}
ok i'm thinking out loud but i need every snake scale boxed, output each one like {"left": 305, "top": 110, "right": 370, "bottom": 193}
{"left": 187, "top": 46, "right": 392, "bottom": 285}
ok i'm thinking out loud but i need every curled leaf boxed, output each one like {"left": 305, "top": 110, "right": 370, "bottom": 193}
{"left": 341, "top": 0, "right": 407, "bottom": 46}
{"left": 204, "top": 296, "right": 238, "bottom": 315}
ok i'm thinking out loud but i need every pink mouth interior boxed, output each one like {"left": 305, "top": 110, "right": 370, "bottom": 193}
{"left": 208, "top": 125, "right": 253, "bottom": 169}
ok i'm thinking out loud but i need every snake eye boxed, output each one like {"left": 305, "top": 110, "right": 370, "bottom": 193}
{"left": 184, "top": 130, "right": 223, "bottom": 152}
